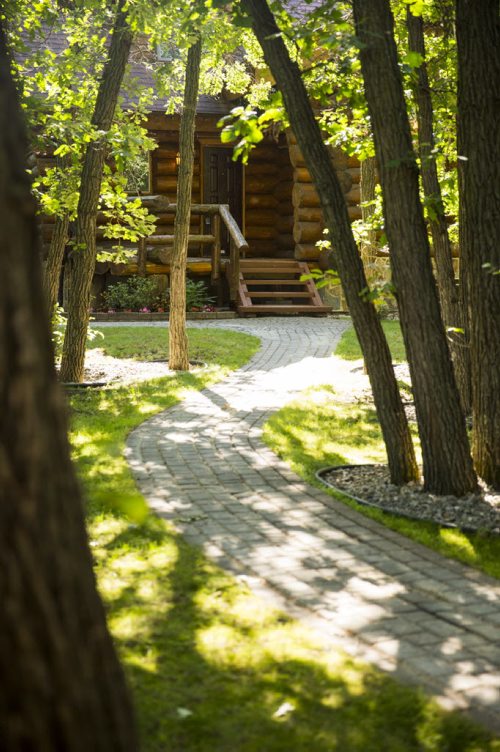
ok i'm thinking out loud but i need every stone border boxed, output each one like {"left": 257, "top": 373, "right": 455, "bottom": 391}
{"left": 91, "top": 310, "right": 237, "bottom": 322}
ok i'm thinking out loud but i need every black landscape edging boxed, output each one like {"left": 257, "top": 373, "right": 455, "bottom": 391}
{"left": 315, "top": 465, "right": 497, "bottom": 536}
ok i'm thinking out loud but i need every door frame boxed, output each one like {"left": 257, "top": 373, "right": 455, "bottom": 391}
{"left": 199, "top": 138, "right": 245, "bottom": 234}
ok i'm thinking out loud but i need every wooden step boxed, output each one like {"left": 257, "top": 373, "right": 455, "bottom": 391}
{"left": 237, "top": 259, "right": 331, "bottom": 316}
{"left": 238, "top": 304, "right": 331, "bottom": 314}
{"left": 244, "top": 278, "right": 306, "bottom": 285}
{"left": 247, "top": 291, "right": 313, "bottom": 298}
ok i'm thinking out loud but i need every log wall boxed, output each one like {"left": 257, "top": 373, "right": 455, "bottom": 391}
{"left": 287, "top": 129, "right": 362, "bottom": 261}
{"left": 38, "top": 112, "right": 363, "bottom": 276}
{"left": 244, "top": 133, "right": 294, "bottom": 257}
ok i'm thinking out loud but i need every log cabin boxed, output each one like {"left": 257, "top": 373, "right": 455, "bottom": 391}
{"left": 32, "top": 29, "right": 362, "bottom": 315}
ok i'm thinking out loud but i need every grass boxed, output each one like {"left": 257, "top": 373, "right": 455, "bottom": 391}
{"left": 263, "top": 324, "right": 500, "bottom": 582}
{"left": 335, "top": 319, "right": 407, "bottom": 362}
{"left": 72, "top": 325, "right": 499, "bottom": 751}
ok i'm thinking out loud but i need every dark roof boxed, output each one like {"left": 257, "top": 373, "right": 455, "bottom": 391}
{"left": 16, "top": 25, "right": 233, "bottom": 116}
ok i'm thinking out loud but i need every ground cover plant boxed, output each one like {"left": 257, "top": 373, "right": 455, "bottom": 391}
{"left": 72, "top": 326, "right": 499, "bottom": 751}
{"left": 263, "top": 322, "right": 500, "bottom": 581}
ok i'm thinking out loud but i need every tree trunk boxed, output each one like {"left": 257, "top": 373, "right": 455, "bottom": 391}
{"left": 60, "top": 0, "right": 133, "bottom": 382}
{"left": 456, "top": 0, "right": 500, "bottom": 488}
{"left": 169, "top": 38, "right": 202, "bottom": 372}
{"left": 359, "top": 156, "right": 377, "bottom": 266}
{"left": 352, "top": 0, "right": 477, "bottom": 495}
{"left": 242, "top": 0, "right": 419, "bottom": 486}
{"left": 43, "top": 213, "right": 69, "bottom": 313}
{"left": 406, "top": 9, "right": 471, "bottom": 414}
{"left": 0, "top": 23, "right": 138, "bottom": 750}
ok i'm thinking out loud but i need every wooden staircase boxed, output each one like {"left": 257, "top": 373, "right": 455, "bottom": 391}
{"left": 237, "top": 258, "right": 332, "bottom": 316}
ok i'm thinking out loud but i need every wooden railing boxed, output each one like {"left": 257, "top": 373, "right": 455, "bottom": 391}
{"left": 137, "top": 198, "right": 248, "bottom": 304}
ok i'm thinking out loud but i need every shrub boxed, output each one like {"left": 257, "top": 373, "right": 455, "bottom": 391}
{"left": 185, "top": 279, "right": 215, "bottom": 311}
{"left": 103, "top": 277, "right": 162, "bottom": 311}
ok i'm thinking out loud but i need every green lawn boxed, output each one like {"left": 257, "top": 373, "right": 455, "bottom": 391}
{"left": 335, "top": 319, "right": 407, "bottom": 362}
{"left": 263, "top": 321, "right": 500, "bottom": 581}
{"left": 72, "top": 326, "right": 499, "bottom": 751}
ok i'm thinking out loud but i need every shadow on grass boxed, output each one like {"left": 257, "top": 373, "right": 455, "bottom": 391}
{"left": 94, "top": 517, "right": 496, "bottom": 752}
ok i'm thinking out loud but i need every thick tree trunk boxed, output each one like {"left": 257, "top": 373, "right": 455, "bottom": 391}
{"left": 0, "top": 24, "right": 138, "bottom": 750}
{"left": 242, "top": 0, "right": 418, "bottom": 486}
{"left": 406, "top": 9, "right": 471, "bottom": 414}
{"left": 456, "top": 0, "right": 500, "bottom": 488}
{"left": 169, "top": 38, "right": 202, "bottom": 372}
{"left": 43, "top": 213, "right": 69, "bottom": 313}
{"left": 352, "top": 0, "right": 477, "bottom": 495}
{"left": 60, "top": 0, "right": 133, "bottom": 382}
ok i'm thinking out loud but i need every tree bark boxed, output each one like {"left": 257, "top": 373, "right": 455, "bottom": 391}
{"left": 359, "top": 156, "right": 377, "bottom": 266}
{"left": 242, "top": 0, "right": 419, "bottom": 486}
{"left": 60, "top": 0, "right": 133, "bottom": 382}
{"left": 352, "top": 0, "right": 477, "bottom": 495}
{"left": 43, "top": 212, "right": 69, "bottom": 314}
{"left": 169, "top": 38, "right": 202, "bottom": 372}
{"left": 406, "top": 9, "right": 471, "bottom": 414}
{"left": 456, "top": 0, "right": 500, "bottom": 488}
{"left": 0, "top": 23, "right": 138, "bottom": 750}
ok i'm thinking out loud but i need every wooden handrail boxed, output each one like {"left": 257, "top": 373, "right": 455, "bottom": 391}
{"left": 145, "top": 234, "right": 216, "bottom": 246}
{"left": 218, "top": 204, "right": 248, "bottom": 254}
{"left": 218, "top": 204, "right": 248, "bottom": 303}
{"left": 135, "top": 196, "right": 249, "bottom": 307}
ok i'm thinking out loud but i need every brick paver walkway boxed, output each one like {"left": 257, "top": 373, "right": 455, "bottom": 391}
{"left": 125, "top": 318, "right": 500, "bottom": 733}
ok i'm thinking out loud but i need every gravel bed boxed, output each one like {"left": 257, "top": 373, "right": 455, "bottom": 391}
{"left": 62, "top": 348, "right": 196, "bottom": 386}
{"left": 318, "top": 464, "right": 500, "bottom": 535}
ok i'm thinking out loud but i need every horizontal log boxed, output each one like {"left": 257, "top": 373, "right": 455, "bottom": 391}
{"left": 110, "top": 259, "right": 214, "bottom": 276}
{"left": 245, "top": 208, "right": 278, "bottom": 227}
{"left": 246, "top": 194, "right": 279, "bottom": 209}
{"left": 153, "top": 146, "right": 178, "bottom": 160}
{"left": 347, "top": 166, "right": 361, "bottom": 182}
{"left": 245, "top": 161, "right": 279, "bottom": 176}
{"left": 245, "top": 225, "right": 275, "bottom": 240}
{"left": 293, "top": 221, "right": 323, "bottom": 245}
{"left": 297, "top": 206, "right": 323, "bottom": 223}
{"left": 294, "top": 167, "right": 313, "bottom": 183}
{"left": 245, "top": 175, "right": 277, "bottom": 194}
{"left": 248, "top": 144, "right": 282, "bottom": 162}
{"left": 156, "top": 175, "right": 200, "bottom": 192}
{"left": 146, "top": 233, "right": 215, "bottom": 245}
{"left": 247, "top": 239, "right": 277, "bottom": 256}
{"left": 276, "top": 215, "right": 294, "bottom": 233}
{"left": 277, "top": 233, "right": 294, "bottom": 249}
{"left": 329, "top": 147, "right": 351, "bottom": 170}
{"left": 147, "top": 247, "right": 174, "bottom": 264}
{"left": 348, "top": 205, "right": 362, "bottom": 221}
{"left": 345, "top": 184, "right": 361, "bottom": 204}
{"left": 292, "top": 182, "right": 320, "bottom": 208}
{"left": 134, "top": 194, "right": 170, "bottom": 212}
{"left": 288, "top": 144, "right": 306, "bottom": 168}
{"left": 155, "top": 158, "right": 177, "bottom": 176}
{"left": 294, "top": 243, "right": 321, "bottom": 261}
{"left": 273, "top": 180, "right": 293, "bottom": 200}
{"left": 155, "top": 159, "right": 200, "bottom": 177}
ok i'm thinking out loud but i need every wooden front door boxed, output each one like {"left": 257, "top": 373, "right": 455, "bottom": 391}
{"left": 203, "top": 147, "right": 243, "bottom": 248}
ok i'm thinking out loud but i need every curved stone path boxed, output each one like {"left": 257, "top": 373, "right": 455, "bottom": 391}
{"left": 124, "top": 318, "right": 500, "bottom": 733}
